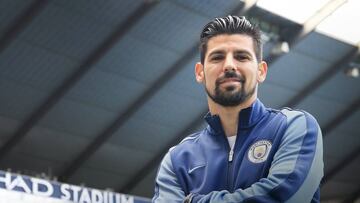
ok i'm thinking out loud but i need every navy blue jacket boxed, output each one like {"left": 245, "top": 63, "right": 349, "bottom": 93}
{"left": 153, "top": 99, "right": 323, "bottom": 203}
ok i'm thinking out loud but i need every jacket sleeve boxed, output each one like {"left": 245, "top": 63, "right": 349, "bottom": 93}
{"left": 152, "top": 150, "right": 185, "bottom": 203}
{"left": 192, "top": 111, "right": 324, "bottom": 203}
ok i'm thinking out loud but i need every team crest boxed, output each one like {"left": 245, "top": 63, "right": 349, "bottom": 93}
{"left": 248, "top": 140, "right": 272, "bottom": 163}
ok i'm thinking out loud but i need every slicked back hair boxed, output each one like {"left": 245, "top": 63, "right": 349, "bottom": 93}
{"left": 199, "top": 15, "right": 262, "bottom": 64}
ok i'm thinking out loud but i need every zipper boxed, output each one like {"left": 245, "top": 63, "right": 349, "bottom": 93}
{"left": 226, "top": 136, "right": 235, "bottom": 192}
{"left": 228, "top": 149, "right": 234, "bottom": 162}
{"left": 222, "top": 132, "right": 238, "bottom": 192}
{"left": 227, "top": 148, "right": 235, "bottom": 192}
{"left": 227, "top": 134, "right": 242, "bottom": 192}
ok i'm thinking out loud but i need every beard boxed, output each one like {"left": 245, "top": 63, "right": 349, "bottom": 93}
{"left": 205, "top": 71, "right": 256, "bottom": 107}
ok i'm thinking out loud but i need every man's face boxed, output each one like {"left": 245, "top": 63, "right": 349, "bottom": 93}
{"left": 195, "top": 34, "right": 267, "bottom": 107}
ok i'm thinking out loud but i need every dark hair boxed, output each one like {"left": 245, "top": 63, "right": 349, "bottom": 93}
{"left": 199, "top": 15, "right": 262, "bottom": 64}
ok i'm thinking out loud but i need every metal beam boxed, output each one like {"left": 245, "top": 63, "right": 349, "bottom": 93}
{"left": 0, "top": 0, "right": 49, "bottom": 54}
{"left": 0, "top": 1, "right": 157, "bottom": 162}
{"left": 116, "top": 0, "right": 259, "bottom": 193}
{"left": 265, "top": 0, "right": 347, "bottom": 64}
{"left": 290, "top": 0, "right": 347, "bottom": 45}
{"left": 241, "top": 0, "right": 258, "bottom": 12}
{"left": 284, "top": 48, "right": 359, "bottom": 108}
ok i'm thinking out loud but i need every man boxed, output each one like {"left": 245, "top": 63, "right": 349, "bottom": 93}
{"left": 152, "top": 16, "right": 323, "bottom": 203}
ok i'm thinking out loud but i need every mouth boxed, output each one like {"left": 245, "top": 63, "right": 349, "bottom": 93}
{"left": 219, "top": 78, "right": 242, "bottom": 85}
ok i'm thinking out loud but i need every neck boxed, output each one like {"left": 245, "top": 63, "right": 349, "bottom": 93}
{"left": 208, "top": 94, "right": 256, "bottom": 137}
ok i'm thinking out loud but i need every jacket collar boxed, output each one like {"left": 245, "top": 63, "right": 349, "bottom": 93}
{"left": 204, "top": 99, "right": 267, "bottom": 135}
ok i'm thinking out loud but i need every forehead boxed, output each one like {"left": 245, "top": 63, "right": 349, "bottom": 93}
{"left": 206, "top": 34, "right": 255, "bottom": 55}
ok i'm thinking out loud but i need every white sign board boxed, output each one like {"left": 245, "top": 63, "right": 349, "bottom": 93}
{"left": 0, "top": 170, "right": 151, "bottom": 203}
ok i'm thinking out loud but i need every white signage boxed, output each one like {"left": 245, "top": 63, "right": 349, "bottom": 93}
{"left": 0, "top": 171, "right": 150, "bottom": 203}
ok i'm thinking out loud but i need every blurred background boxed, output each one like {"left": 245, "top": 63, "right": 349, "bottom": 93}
{"left": 0, "top": 0, "right": 359, "bottom": 202}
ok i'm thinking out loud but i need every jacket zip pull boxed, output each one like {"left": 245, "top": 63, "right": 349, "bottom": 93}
{"left": 228, "top": 149, "right": 234, "bottom": 162}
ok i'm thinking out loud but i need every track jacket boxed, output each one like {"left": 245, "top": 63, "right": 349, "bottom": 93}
{"left": 153, "top": 99, "right": 323, "bottom": 203}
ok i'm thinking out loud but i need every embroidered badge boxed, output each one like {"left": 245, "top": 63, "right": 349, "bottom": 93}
{"left": 248, "top": 140, "right": 272, "bottom": 163}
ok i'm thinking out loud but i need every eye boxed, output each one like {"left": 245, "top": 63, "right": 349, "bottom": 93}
{"left": 210, "top": 55, "right": 224, "bottom": 61}
{"left": 235, "top": 54, "right": 250, "bottom": 61}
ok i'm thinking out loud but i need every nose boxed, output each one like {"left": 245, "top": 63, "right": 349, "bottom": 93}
{"left": 223, "top": 54, "right": 236, "bottom": 72}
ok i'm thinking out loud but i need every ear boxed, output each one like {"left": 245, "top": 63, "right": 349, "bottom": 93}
{"left": 257, "top": 61, "right": 268, "bottom": 83}
{"left": 195, "top": 62, "right": 205, "bottom": 84}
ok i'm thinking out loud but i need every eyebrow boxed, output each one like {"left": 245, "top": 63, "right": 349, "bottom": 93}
{"left": 208, "top": 49, "right": 253, "bottom": 58}
{"left": 208, "top": 50, "right": 224, "bottom": 58}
